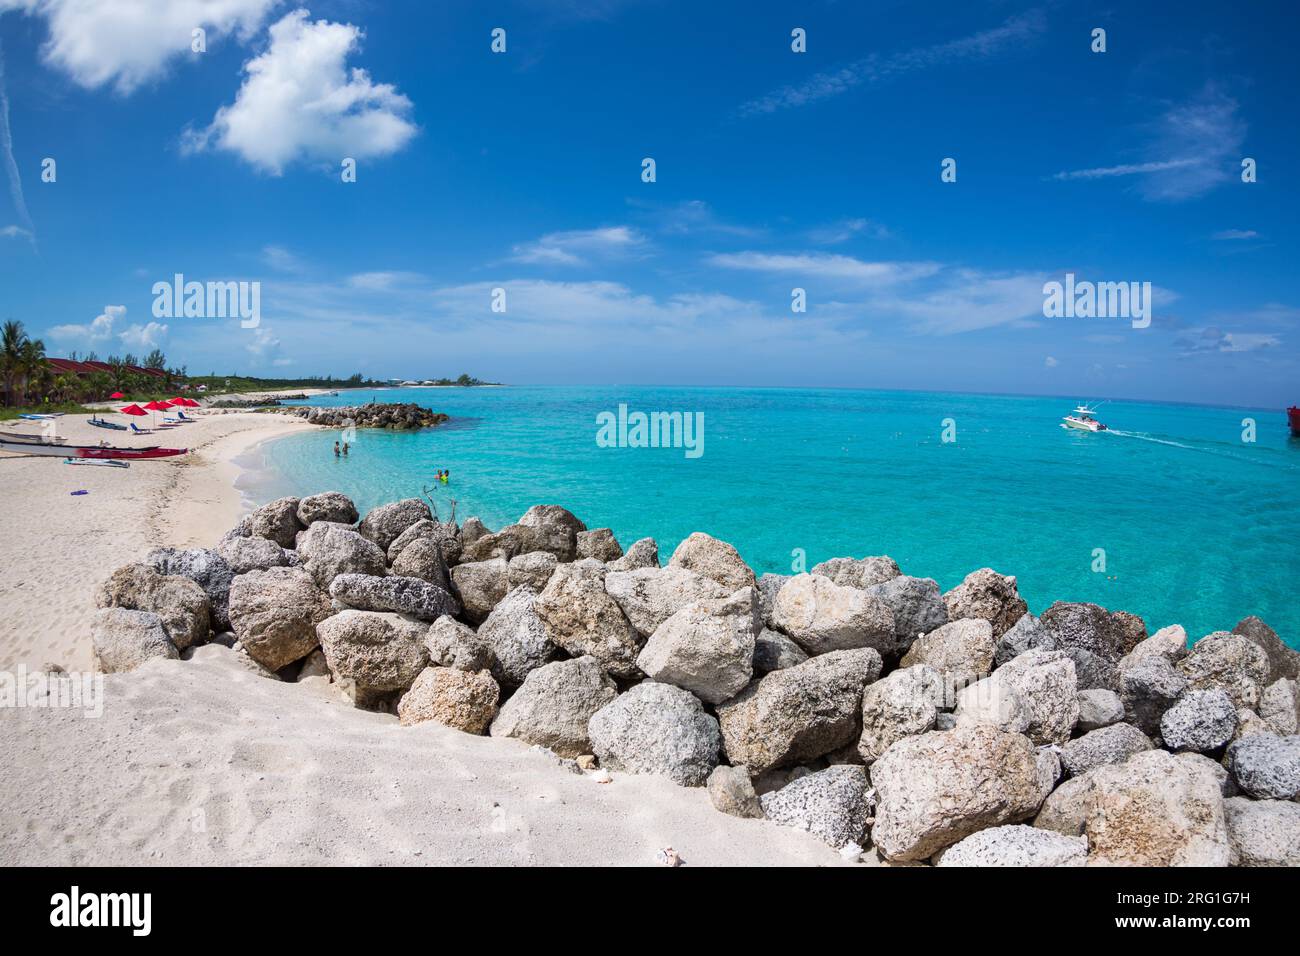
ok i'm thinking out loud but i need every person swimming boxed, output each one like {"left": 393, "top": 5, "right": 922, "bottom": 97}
{"left": 333, "top": 441, "right": 340, "bottom": 458}
{"left": 441, "top": 469, "right": 449, "bottom": 484}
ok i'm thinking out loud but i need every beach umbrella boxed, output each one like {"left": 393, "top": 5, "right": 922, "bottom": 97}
{"left": 119, "top": 404, "right": 147, "bottom": 415}
{"left": 143, "top": 399, "right": 173, "bottom": 428}
{"left": 110, "top": 392, "right": 125, "bottom": 399}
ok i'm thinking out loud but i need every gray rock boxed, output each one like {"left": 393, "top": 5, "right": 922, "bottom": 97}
{"left": 576, "top": 528, "right": 623, "bottom": 562}
{"left": 603, "top": 566, "right": 728, "bottom": 638}
{"left": 986, "top": 650, "right": 1079, "bottom": 746}
{"left": 1084, "top": 749, "right": 1230, "bottom": 866}
{"left": 146, "top": 547, "right": 235, "bottom": 632}
{"left": 1233, "top": 616, "right": 1300, "bottom": 682}
{"left": 1259, "top": 678, "right": 1300, "bottom": 736}
{"left": 425, "top": 616, "right": 494, "bottom": 672}
{"left": 1059, "top": 723, "right": 1154, "bottom": 777}
{"left": 329, "top": 573, "right": 459, "bottom": 621}
{"left": 450, "top": 557, "right": 510, "bottom": 624}
{"left": 516, "top": 504, "right": 587, "bottom": 561}
{"left": 506, "top": 551, "right": 558, "bottom": 592}
{"left": 606, "top": 536, "right": 659, "bottom": 572}
{"left": 635, "top": 587, "right": 758, "bottom": 704}
{"left": 1223, "top": 797, "right": 1300, "bottom": 867}
{"left": 706, "top": 765, "right": 764, "bottom": 819}
{"left": 389, "top": 537, "right": 452, "bottom": 591}
{"left": 1061, "top": 647, "right": 1120, "bottom": 693}
{"left": 941, "top": 568, "right": 1028, "bottom": 639}
{"left": 934, "top": 824, "right": 1087, "bottom": 867}
{"left": 535, "top": 562, "right": 641, "bottom": 679}
{"left": 954, "top": 676, "right": 1030, "bottom": 736}
{"left": 870, "top": 725, "right": 1050, "bottom": 862}
{"left": 1160, "top": 688, "right": 1238, "bottom": 753}
{"left": 1119, "top": 653, "right": 1188, "bottom": 738}
{"left": 667, "top": 531, "right": 756, "bottom": 591}
{"left": 296, "top": 647, "right": 330, "bottom": 681}
{"left": 1233, "top": 707, "right": 1272, "bottom": 743}
{"left": 1118, "top": 623, "right": 1188, "bottom": 669}
{"left": 248, "top": 496, "right": 303, "bottom": 548}
{"left": 753, "top": 628, "right": 809, "bottom": 673}
{"left": 459, "top": 516, "right": 490, "bottom": 548}
{"left": 934, "top": 712, "right": 957, "bottom": 730}
{"left": 1177, "top": 632, "right": 1271, "bottom": 710}
{"left": 858, "top": 664, "right": 945, "bottom": 763}
{"left": 760, "top": 765, "right": 872, "bottom": 849}
{"left": 296, "top": 491, "right": 358, "bottom": 527}
{"left": 772, "top": 573, "right": 896, "bottom": 656}
{"left": 864, "top": 575, "right": 949, "bottom": 651}
{"left": 227, "top": 566, "right": 333, "bottom": 671}
{"left": 357, "top": 497, "right": 432, "bottom": 553}
{"left": 316, "top": 609, "right": 430, "bottom": 699}
{"left": 1040, "top": 601, "right": 1144, "bottom": 663}
{"left": 1076, "top": 688, "right": 1125, "bottom": 732}
{"left": 216, "top": 535, "right": 291, "bottom": 575}
{"left": 898, "top": 618, "right": 995, "bottom": 691}
{"left": 716, "top": 648, "right": 882, "bottom": 775}
{"left": 755, "top": 572, "right": 790, "bottom": 628}
{"left": 95, "top": 563, "right": 210, "bottom": 652}
{"left": 490, "top": 656, "right": 618, "bottom": 757}
{"left": 476, "top": 586, "right": 557, "bottom": 686}
{"left": 1224, "top": 732, "right": 1300, "bottom": 800}
{"left": 810, "top": 556, "right": 900, "bottom": 590}
{"left": 386, "top": 518, "right": 453, "bottom": 563}
{"left": 993, "top": 612, "right": 1053, "bottom": 668}
{"left": 397, "top": 666, "right": 499, "bottom": 734}
{"left": 298, "top": 522, "right": 387, "bottom": 589}
{"left": 91, "top": 608, "right": 177, "bottom": 672}
{"left": 587, "top": 681, "right": 721, "bottom": 786}
{"left": 1032, "top": 771, "right": 1097, "bottom": 838}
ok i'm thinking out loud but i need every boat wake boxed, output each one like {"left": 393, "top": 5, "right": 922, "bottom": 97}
{"left": 1106, "top": 429, "right": 1193, "bottom": 449}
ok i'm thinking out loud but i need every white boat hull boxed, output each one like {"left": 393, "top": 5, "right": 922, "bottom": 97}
{"left": 1062, "top": 416, "right": 1106, "bottom": 432}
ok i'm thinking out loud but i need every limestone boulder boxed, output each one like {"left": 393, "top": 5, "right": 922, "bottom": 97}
{"left": 1059, "top": 723, "right": 1154, "bottom": 777}
{"left": 576, "top": 528, "right": 623, "bottom": 562}
{"left": 424, "top": 616, "right": 494, "bottom": 672}
{"left": 667, "top": 532, "right": 755, "bottom": 591}
{"left": 450, "top": 558, "right": 510, "bottom": 624}
{"left": 1160, "top": 688, "right": 1238, "bottom": 753}
{"left": 91, "top": 608, "right": 178, "bottom": 672}
{"left": 603, "top": 566, "right": 728, "bottom": 638}
{"left": 329, "top": 573, "right": 459, "bottom": 621}
{"left": 1224, "top": 732, "right": 1300, "bottom": 800}
{"left": 1259, "top": 678, "right": 1300, "bottom": 736}
{"left": 716, "top": 648, "right": 882, "bottom": 775}
{"left": 864, "top": 575, "right": 949, "bottom": 651}
{"left": 898, "top": 618, "right": 995, "bottom": 691}
{"left": 941, "top": 568, "right": 1028, "bottom": 639}
{"left": 771, "top": 573, "right": 896, "bottom": 656}
{"left": 296, "top": 491, "right": 358, "bottom": 527}
{"left": 1232, "top": 616, "right": 1300, "bottom": 682}
{"left": 216, "top": 535, "right": 291, "bottom": 575}
{"left": 760, "top": 765, "right": 872, "bottom": 849}
{"left": 397, "top": 666, "right": 499, "bottom": 734}
{"left": 1084, "top": 749, "right": 1231, "bottom": 866}
{"left": 752, "top": 628, "right": 809, "bottom": 674}
{"left": 607, "top": 537, "right": 659, "bottom": 572}
{"left": 810, "top": 556, "right": 900, "bottom": 590}
{"left": 1177, "top": 632, "right": 1271, "bottom": 710}
{"left": 357, "top": 497, "right": 431, "bottom": 553}
{"left": 227, "top": 566, "right": 333, "bottom": 670}
{"left": 981, "top": 649, "right": 1079, "bottom": 746}
{"left": 934, "top": 824, "right": 1087, "bottom": 867}
{"left": 858, "top": 664, "right": 945, "bottom": 763}
{"left": 389, "top": 538, "right": 452, "bottom": 591}
{"left": 1118, "top": 653, "right": 1188, "bottom": 739}
{"left": 1040, "top": 601, "right": 1144, "bottom": 663}
{"left": 146, "top": 547, "right": 234, "bottom": 632}
{"left": 298, "top": 523, "right": 387, "bottom": 589}
{"left": 706, "top": 765, "right": 764, "bottom": 819}
{"left": 1223, "top": 797, "right": 1300, "bottom": 867}
{"left": 475, "top": 586, "right": 558, "bottom": 687}
{"left": 587, "top": 681, "right": 721, "bottom": 786}
{"left": 316, "top": 609, "right": 430, "bottom": 698}
{"left": 869, "top": 725, "right": 1049, "bottom": 862}
{"left": 248, "top": 496, "right": 303, "bottom": 548}
{"left": 1076, "top": 689, "right": 1125, "bottom": 732}
{"left": 535, "top": 562, "right": 641, "bottom": 679}
{"left": 635, "top": 587, "right": 758, "bottom": 704}
{"left": 489, "top": 656, "right": 617, "bottom": 757}
{"left": 993, "top": 612, "right": 1052, "bottom": 668}
{"left": 96, "top": 563, "right": 210, "bottom": 652}
{"left": 506, "top": 551, "right": 558, "bottom": 592}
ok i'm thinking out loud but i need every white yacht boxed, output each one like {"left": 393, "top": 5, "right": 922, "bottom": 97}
{"left": 1061, "top": 403, "right": 1108, "bottom": 432}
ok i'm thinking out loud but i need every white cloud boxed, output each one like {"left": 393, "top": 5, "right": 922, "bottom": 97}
{"left": 807, "top": 218, "right": 890, "bottom": 244}
{"left": 184, "top": 9, "right": 417, "bottom": 174}
{"left": 738, "top": 11, "right": 1045, "bottom": 116}
{"left": 1, "top": 0, "right": 279, "bottom": 94}
{"left": 1, "top": 224, "right": 31, "bottom": 239}
{"left": 118, "top": 321, "right": 169, "bottom": 350}
{"left": 1210, "top": 229, "right": 1258, "bottom": 241}
{"left": 1176, "top": 327, "right": 1281, "bottom": 356}
{"left": 1045, "top": 355, "right": 1058, "bottom": 368}
{"left": 709, "top": 251, "right": 939, "bottom": 285}
{"left": 1052, "top": 86, "right": 1246, "bottom": 202}
{"left": 48, "top": 304, "right": 125, "bottom": 343}
{"left": 510, "top": 226, "right": 646, "bottom": 266}
{"left": 246, "top": 325, "right": 283, "bottom": 362}
{"left": 262, "top": 244, "right": 307, "bottom": 272}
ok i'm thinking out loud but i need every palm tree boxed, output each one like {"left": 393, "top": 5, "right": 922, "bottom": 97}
{"left": 2, "top": 320, "right": 29, "bottom": 406}
{"left": 18, "top": 337, "right": 46, "bottom": 405}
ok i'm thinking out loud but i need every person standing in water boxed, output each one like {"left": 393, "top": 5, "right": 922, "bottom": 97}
{"left": 334, "top": 441, "right": 340, "bottom": 458}
{"left": 343, "top": 442, "right": 350, "bottom": 457}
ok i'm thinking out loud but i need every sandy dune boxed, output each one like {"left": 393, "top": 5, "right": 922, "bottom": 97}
{"left": 0, "top": 648, "right": 854, "bottom": 867}
{"left": 0, "top": 411, "right": 317, "bottom": 673}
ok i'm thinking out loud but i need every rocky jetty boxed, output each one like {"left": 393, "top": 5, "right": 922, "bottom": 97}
{"left": 264, "top": 402, "right": 449, "bottom": 430}
{"left": 91, "top": 494, "right": 1300, "bottom": 866}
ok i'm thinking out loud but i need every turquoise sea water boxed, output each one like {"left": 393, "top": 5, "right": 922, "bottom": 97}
{"left": 244, "top": 386, "right": 1299, "bottom": 647}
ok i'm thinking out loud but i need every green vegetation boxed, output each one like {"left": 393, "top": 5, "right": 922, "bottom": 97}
{"left": 0, "top": 401, "right": 97, "bottom": 422}
{"left": 185, "top": 372, "right": 383, "bottom": 393}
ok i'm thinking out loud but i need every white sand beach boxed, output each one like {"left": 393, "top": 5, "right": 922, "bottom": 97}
{"left": 0, "top": 410, "right": 318, "bottom": 673}
{"left": 0, "top": 649, "right": 852, "bottom": 866}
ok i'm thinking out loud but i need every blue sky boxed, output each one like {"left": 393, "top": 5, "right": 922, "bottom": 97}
{"left": 0, "top": 0, "right": 1296, "bottom": 406}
